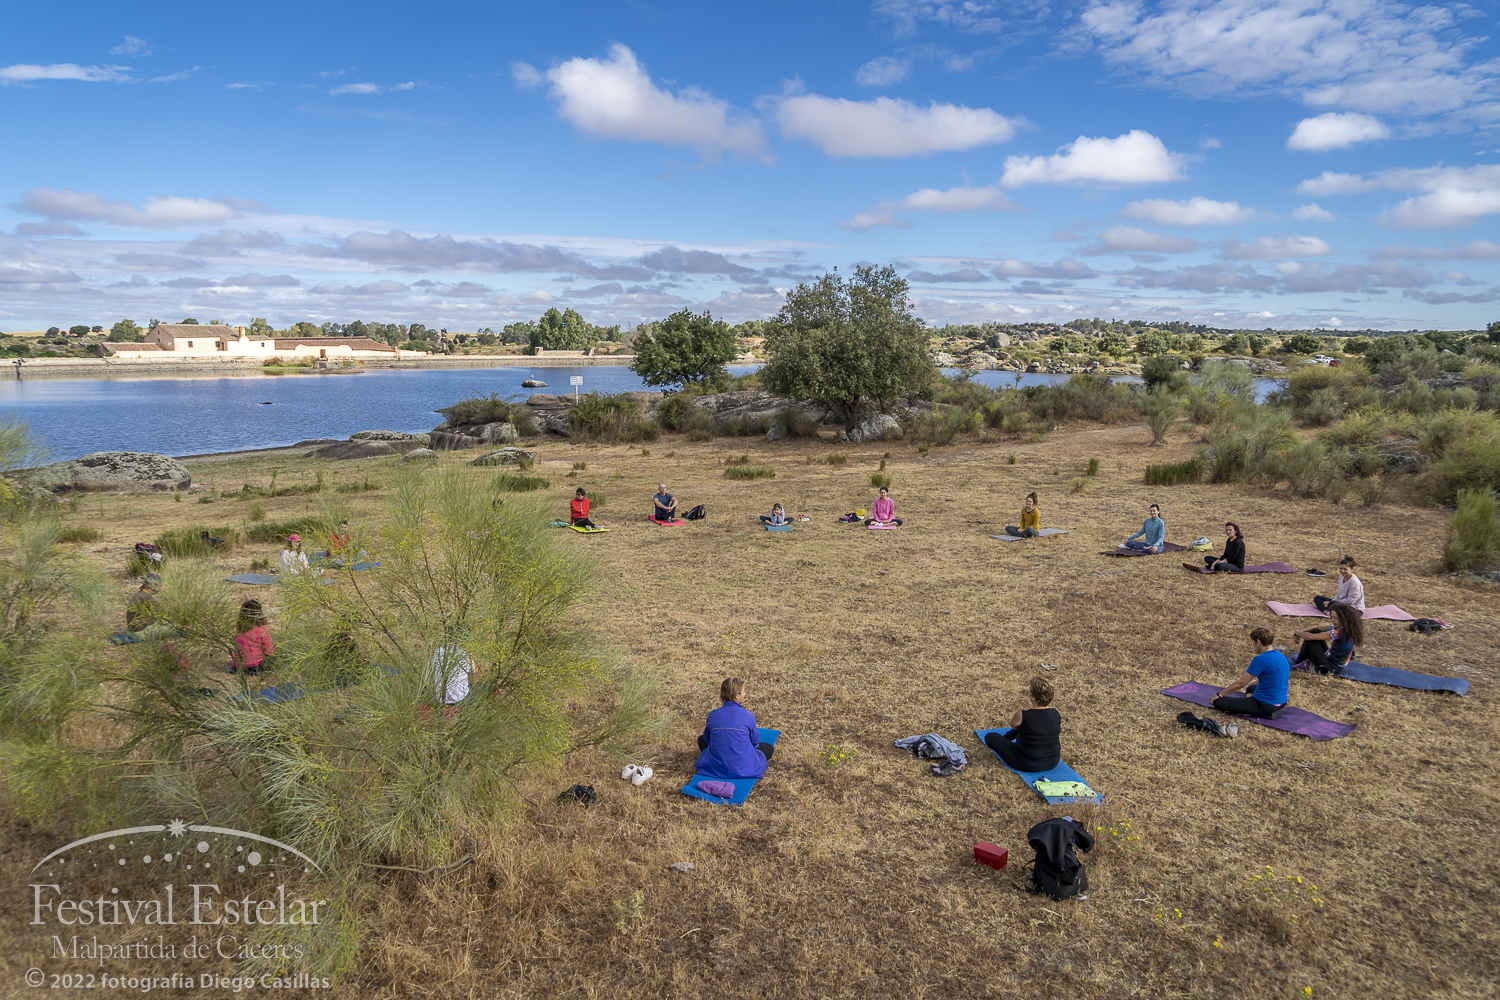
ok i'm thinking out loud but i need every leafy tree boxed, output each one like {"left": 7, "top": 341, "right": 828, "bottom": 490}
{"left": 1141, "top": 354, "right": 1187, "bottom": 392}
{"left": 1487, "top": 320, "right": 1500, "bottom": 344}
{"left": 247, "top": 317, "right": 274, "bottom": 337}
{"left": 287, "top": 321, "right": 321, "bottom": 338}
{"left": 1247, "top": 334, "right": 1269, "bottom": 356}
{"left": 630, "top": 309, "right": 736, "bottom": 388}
{"left": 477, "top": 333, "right": 498, "bottom": 346}
{"left": 408, "top": 323, "right": 429, "bottom": 340}
{"left": 760, "top": 265, "right": 937, "bottom": 421}
{"left": 1343, "top": 337, "right": 1371, "bottom": 355}
{"left": 1283, "top": 333, "right": 1324, "bottom": 355}
{"left": 1135, "top": 331, "right": 1169, "bottom": 356}
{"left": 148, "top": 318, "right": 161, "bottom": 330}
{"left": 344, "top": 320, "right": 368, "bottom": 339}
{"left": 401, "top": 340, "right": 432, "bottom": 352}
{"left": 1363, "top": 335, "right": 1414, "bottom": 366}
{"left": 1098, "top": 331, "right": 1130, "bottom": 356}
{"left": 1049, "top": 335, "right": 1082, "bottom": 354}
{"left": 502, "top": 321, "right": 535, "bottom": 345}
{"left": 530, "top": 308, "right": 596, "bottom": 352}
{"left": 1221, "top": 333, "right": 1249, "bottom": 355}
{"left": 178, "top": 317, "right": 199, "bottom": 325}
{"left": 90, "top": 326, "right": 102, "bottom": 334}
{"left": 67, "top": 325, "right": 89, "bottom": 337}
{"left": 107, "top": 319, "right": 143, "bottom": 343}
{"left": 45, "top": 327, "right": 60, "bottom": 336}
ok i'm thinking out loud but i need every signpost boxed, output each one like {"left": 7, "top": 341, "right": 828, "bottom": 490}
{"left": 570, "top": 375, "right": 583, "bottom": 402}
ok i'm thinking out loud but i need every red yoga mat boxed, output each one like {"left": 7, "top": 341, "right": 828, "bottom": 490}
{"left": 649, "top": 518, "right": 686, "bottom": 526}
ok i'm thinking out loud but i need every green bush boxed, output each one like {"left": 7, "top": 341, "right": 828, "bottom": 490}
{"left": 1265, "top": 438, "right": 1349, "bottom": 498}
{"left": 55, "top": 526, "right": 100, "bottom": 543}
{"left": 494, "top": 473, "right": 550, "bottom": 492}
{"left": 1187, "top": 360, "right": 1257, "bottom": 427}
{"left": 154, "top": 526, "right": 238, "bottom": 556}
{"left": 770, "top": 406, "right": 821, "bottom": 439}
{"left": 245, "top": 516, "right": 328, "bottom": 544}
{"left": 683, "top": 407, "right": 716, "bottom": 442}
{"left": 825, "top": 452, "right": 848, "bottom": 466}
{"left": 1141, "top": 355, "right": 1189, "bottom": 393}
{"left": 869, "top": 472, "right": 892, "bottom": 489}
{"left": 437, "top": 394, "right": 538, "bottom": 435}
{"left": 1443, "top": 489, "right": 1500, "bottom": 571}
{"left": 655, "top": 394, "right": 694, "bottom": 431}
{"left": 724, "top": 455, "right": 752, "bottom": 466}
{"left": 1318, "top": 412, "right": 1387, "bottom": 449}
{"left": 569, "top": 393, "right": 660, "bottom": 443}
{"left": 718, "top": 413, "right": 771, "bottom": 437}
{"left": 1202, "top": 410, "right": 1296, "bottom": 484}
{"left": 724, "top": 465, "right": 775, "bottom": 481}
{"left": 1021, "top": 374, "right": 1141, "bottom": 424}
{"left": 1086, "top": 457, "right": 1100, "bottom": 476}
{"left": 1423, "top": 417, "right": 1500, "bottom": 504}
{"left": 1144, "top": 457, "right": 1201, "bottom": 486}
{"left": 1143, "top": 391, "right": 1179, "bottom": 444}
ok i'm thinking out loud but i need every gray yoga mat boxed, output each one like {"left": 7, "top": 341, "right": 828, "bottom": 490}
{"left": 990, "top": 528, "right": 1069, "bottom": 541}
{"left": 1338, "top": 662, "right": 1469, "bottom": 696}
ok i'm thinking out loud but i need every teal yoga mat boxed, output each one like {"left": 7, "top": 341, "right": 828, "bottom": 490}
{"left": 765, "top": 524, "right": 793, "bottom": 532}
{"left": 681, "top": 728, "right": 780, "bottom": 806}
{"left": 975, "top": 728, "right": 1104, "bottom": 805}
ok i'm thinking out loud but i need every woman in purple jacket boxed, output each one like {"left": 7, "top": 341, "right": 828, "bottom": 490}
{"left": 695, "top": 677, "right": 775, "bottom": 778}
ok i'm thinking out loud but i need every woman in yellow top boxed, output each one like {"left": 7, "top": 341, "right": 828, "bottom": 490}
{"left": 1004, "top": 492, "right": 1041, "bottom": 538}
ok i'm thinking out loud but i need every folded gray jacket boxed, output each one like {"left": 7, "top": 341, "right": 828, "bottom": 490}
{"left": 894, "top": 733, "right": 968, "bottom": 769}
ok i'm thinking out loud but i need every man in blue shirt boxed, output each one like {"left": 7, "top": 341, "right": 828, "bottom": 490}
{"left": 651, "top": 483, "right": 677, "bottom": 522}
{"left": 1212, "top": 627, "right": 1290, "bottom": 718}
{"left": 1123, "top": 503, "right": 1166, "bottom": 552}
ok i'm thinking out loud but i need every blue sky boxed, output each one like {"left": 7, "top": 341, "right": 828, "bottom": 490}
{"left": 4, "top": 0, "right": 1500, "bottom": 332}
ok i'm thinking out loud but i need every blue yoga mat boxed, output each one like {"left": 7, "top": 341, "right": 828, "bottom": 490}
{"left": 765, "top": 524, "right": 792, "bottom": 532}
{"left": 110, "top": 633, "right": 140, "bottom": 645}
{"left": 225, "top": 573, "right": 332, "bottom": 586}
{"left": 1339, "top": 662, "right": 1469, "bottom": 696}
{"left": 975, "top": 728, "right": 1105, "bottom": 805}
{"left": 681, "top": 728, "right": 780, "bottom": 806}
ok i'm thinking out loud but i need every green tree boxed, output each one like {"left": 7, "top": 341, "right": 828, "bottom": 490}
{"left": 288, "top": 321, "right": 321, "bottom": 338}
{"left": 247, "top": 317, "right": 275, "bottom": 337}
{"left": 1141, "top": 354, "right": 1187, "bottom": 392}
{"left": 1487, "top": 321, "right": 1500, "bottom": 344}
{"left": 178, "top": 317, "right": 199, "bottom": 325}
{"left": 630, "top": 309, "right": 736, "bottom": 388}
{"left": 530, "top": 308, "right": 595, "bottom": 353}
{"left": 1283, "top": 333, "right": 1324, "bottom": 354}
{"left": 759, "top": 265, "right": 937, "bottom": 421}
{"left": 1049, "top": 335, "right": 1082, "bottom": 354}
{"left": 107, "top": 319, "right": 143, "bottom": 343}
{"left": 344, "top": 320, "right": 368, "bottom": 339}
{"left": 1343, "top": 337, "right": 1371, "bottom": 355}
{"left": 1135, "top": 331, "right": 1169, "bottom": 356}
{"left": 1098, "top": 331, "right": 1129, "bottom": 356}
{"left": 67, "top": 325, "right": 89, "bottom": 337}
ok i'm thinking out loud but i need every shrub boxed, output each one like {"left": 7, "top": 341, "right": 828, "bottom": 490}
{"left": 655, "top": 394, "right": 694, "bottom": 431}
{"left": 1143, "top": 391, "right": 1180, "bottom": 444}
{"left": 1141, "top": 355, "right": 1188, "bottom": 393}
{"left": 1022, "top": 374, "right": 1141, "bottom": 425}
{"left": 770, "top": 406, "right": 820, "bottom": 439}
{"left": 1443, "top": 489, "right": 1500, "bottom": 571}
{"left": 1144, "top": 457, "right": 1201, "bottom": 486}
{"left": 1086, "top": 457, "right": 1100, "bottom": 476}
{"left": 718, "top": 413, "right": 771, "bottom": 437}
{"left": 1266, "top": 439, "right": 1349, "bottom": 498}
{"left": 154, "top": 526, "right": 238, "bottom": 556}
{"left": 724, "top": 455, "right": 752, "bottom": 466}
{"left": 1356, "top": 476, "right": 1389, "bottom": 507}
{"left": 437, "top": 394, "right": 541, "bottom": 432}
{"left": 1187, "top": 360, "right": 1257, "bottom": 427}
{"left": 569, "top": 393, "right": 660, "bottom": 443}
{"left": 869, "top": 472, "right": 892, "bottom": 489}
{"left": 825, "top": 452, "right": 848, "bottom": 466}
{"left": 249, "top": 502, "right": 266, "bottom": 522}
{"left": 1069, "top": 476, "right": 1091, "bottom": 494}
{"left": 724, "top": 465, "right": 775, "bottom": 481}
{"left": 1391, "top": 374, "right": 1436, "bottom": 414}
{"left": 55, "top": 526, "right": 100, "bottom": 543}
{"left": 1202, "top": 411, "right": 1296, "bottom": 484}
{"left": 908, "top": 408, "right": 968, "bottom": 447}
{"left": 245, "top": 516, "right": 327, "bottom": 544}
{"left": 1423, "top": 429, "right": 1500, "bottom": 504}
{"left": 1318, "top": 412, "right": 1387, "bottom": 449}
{"left": 493, "top": 473, "right": 550, "bottom": 492}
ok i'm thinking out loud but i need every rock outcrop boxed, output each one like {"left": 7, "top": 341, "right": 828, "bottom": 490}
{"left": 471, "top": 447, "right": 537, "bottom": 467}
{"left": 305, "top": 441, "right": 397, "bottom": 460}
{"left": 35, "top": 452, "right": 192, "bottom": 492}
{"left": 846, "top": 413, "right": 903, "bottom": 442}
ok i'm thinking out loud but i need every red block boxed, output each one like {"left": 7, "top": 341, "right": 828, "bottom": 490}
{"left": 974, "top": 842, "right": 1008, "bottom": 871}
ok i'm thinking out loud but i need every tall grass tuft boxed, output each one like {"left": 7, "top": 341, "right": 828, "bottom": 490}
{"left": 154, "top": 526, "right": 238, "bottom": 556}
{"left": 55, "top": 526, "right": 100, "bottom": 543}
{"left": 1085, "top": 457, "right": 1100, "bottom": 476}
{"left": 494, "top": 473, "right": 551, "bottom": 493}
{"left": 1143, "top": 391, "right": 1180, "bottom": 444}
{"left": 724, "top": 465, "right": 775, "bottom": 481}
{"left": 1443, "top": 489, "right": 1500, "bottom": 571}
{"left": 724, "top": 455, "right": 752, "bottom": 466}
{"left": 570, "top": 393, "right": 660, "bottom": 443}
{"left": 1144, "top": 457, "right": 1202, "bottom": 486}
{"left": 869, "top": 472, "right": 892, "bottom": 489}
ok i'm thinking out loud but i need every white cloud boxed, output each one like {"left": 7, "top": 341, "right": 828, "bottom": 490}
{"left": 1299, "top": 163, "right": 1500, "bottom": 228}
{"left": 774, "top": 92, "right": 1018, "bottom": 157}
{"left": 542, "top": 44, "right": 768, "bottom": 161}
{"left": 1098, "top": 226, "right": 1199, "bottom": 253}
{"left": 1122, "top": 196, "right": 1250, "bottom": 226}
{"left": 149, "top": 67, "right": 199, "bottom": 85}
{"left": 1078, "top": 0, "right": 1500, "bottom": 118}
{"left": 111, "top": 36, "right": 151, "bottom": 56}
{"left": 331, "top": 82, "right": 380, "bottom": 95}
{"left": 1287, "top": 112, "right": 1390, "bottom": 151}
{"left": 874, "top": 0, "right": 1006, "bottom": 36}
{"left": 1371, "top": 240, "right": 1500, "bottom": 260}
{"left": 0, "top": 63, "right": 132, "bottom": 85}
{"left": 511, "top": 62, "right": 543, "bottom": 88}
{"left": 1200, "top": 137, "right": 1222, "bottom": 149}
{"left": 856, "top": 56, "right": 911, "bottom": 86}
{"left": 1292, "top": 202, "right": 1336, "bottom": 222}
{"left": 1221, "top": 234, "right": 1333, "bottom": 259}
{"left": 12, "top": 187, "right": 252, "bottom": 229}
{"left": 392, "top": 81, "right": 416, "bottom": 91}
{"left": 841, "top": 183, "right": 1020, "bottom": 229}
{"left": 1000, "top": 130, "right": 1185, "bottom": 187}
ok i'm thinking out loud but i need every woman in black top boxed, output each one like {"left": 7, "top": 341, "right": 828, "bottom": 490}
{"left": 1204, "top": 522, "right": 1246, "bottom": 573}
{"left": 984, "top": 676, "right": 1061, "bottom": 771}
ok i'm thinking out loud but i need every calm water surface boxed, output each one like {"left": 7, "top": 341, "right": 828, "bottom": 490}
{"left": 0, "top": 365, "right": 1274, "bottom": 461}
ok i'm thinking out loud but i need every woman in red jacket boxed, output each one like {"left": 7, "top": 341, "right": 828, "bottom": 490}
{"left": 570, "top": 488, "right": 597, "bottom": 529}
{"left": 231, "top": 599, "right": 274, "bottom": 675}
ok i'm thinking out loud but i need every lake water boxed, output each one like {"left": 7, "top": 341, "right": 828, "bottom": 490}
{"left": 0, "top": 364, "right": 1277, "bottom": 461}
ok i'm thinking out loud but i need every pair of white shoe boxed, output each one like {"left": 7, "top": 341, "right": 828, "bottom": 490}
{"left": 621, "top": 764, "right": 653, "bottom": 786}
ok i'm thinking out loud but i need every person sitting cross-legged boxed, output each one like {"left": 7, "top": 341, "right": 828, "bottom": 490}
{"left": 983, "top": 676, "right": 1062, "bottom": 772}
{"left": 695, "top": 676, "right": 774, "bottom": 779}
{"left": 1212, "top": 627, "right": 1290, "bottom": 719}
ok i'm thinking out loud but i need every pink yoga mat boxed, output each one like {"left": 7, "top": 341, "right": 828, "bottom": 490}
{"left": 867, "top": 523, "right": 899, "bottom": 530}
{"left": 1266, "top": 601, "right": 1417, "bottom": 621}
{"left": 1183, "top": 561, "right": 1297, "bottom": 574}
{"left": 650, "top": 518, "right": 685, "bottom": 526}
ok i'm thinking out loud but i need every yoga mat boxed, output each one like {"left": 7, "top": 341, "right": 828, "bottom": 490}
{"left": 1160, "top": 682, "right": 1356, "bottom": 740}
{"left": 975, "top": 728, "right": 1104, "bottom": 805}
{"left": 650, "top": 518, "right": 685, "bottom": 526}
{"left": 765, "top": 524, "right": 792, "bottom": 532}
{"left": 681, "top": 728, "right": 780, "bottom": 806}
{"left": 867, "top": 523, "right": 899, "bottom": 530}
{"left": 549, "top": 520, "right": 571, "bottom": 527}
{"left": 225, "top": 573, "right": 332, "bottom": 587}
{"left": 991, "top": 528, "right": 1069, "bottom": 541}
{"left": 1337, "top": 662, "right": 1469, "bottom": 696}
{"left": 1266, "top": 601, "right": 1418, "bottom": 621}
{"left": 1183, "top": 562, "right": 1297, "bottom": 574}
{"left": 1102, "top": 542, "right": 1186, "bottom": 557}
{"left": 570, "top": 525, "right": 609, "bottom": 533}
{"left": 110, "top": 633, "right": 140, "bottom": 645}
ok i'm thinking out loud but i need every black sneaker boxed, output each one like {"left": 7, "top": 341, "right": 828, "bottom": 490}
{"left": 931, "top": 761, "right": 963, "bottom": 777}
{"left": 1306, "top": 568, "right": 1327, "bottom": 577}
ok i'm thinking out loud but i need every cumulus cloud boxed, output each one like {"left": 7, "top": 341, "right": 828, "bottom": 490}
{"left": 12, "top": 187, "right": 257, "bottom": 229}
{"left": 906, "top": 268, "right": 990, "bottom": 282}
{"left": 1077, "top": 0, "right": 1500, "bottom": 118}
{"left": 773, "top": 92, "right": 1018, "bottom": 157}
{"left": 331, "top": 82, "right": 380, "bottom": 95}
{"left": 1370, "top": 240, "right": 1500, "bottom": 260}
{"left": 856, "top": 56, "right": 911, "bottom": 86}
{"left": 307, "top": 280, "right": 411, "bottom": 297}
{"left": 1000, "top": 131, "right": 1185, "bottom": 187}
{"left": 1299, "top": 164, "right": 1500, "bottom": 228}
{"left": 1094, "top": 226, "right": 1199, "bottom": 254}
{"left": 1287, "top": 112, "right": 1390, "bottom": 151}
{"left": 993, "top": 258, "right": 1098, "bottom": 279}
{"left": 180, "top": 230, "right": 287, "bottom": 255}
{"left": 111, "top": 36, "right": 151, "bottom": 56}
{"left": 1292, "top": 202, "right": 1337, "bottom": 221}
{"left": 1221, "top": 234, "right": 1333, "bottom": 259}
{"left": 841, "top": 183, "right": 1021, "bottom": 229}
{"left": 1122, "top": 196, "right": 1250, "bottom": 226}
{"left": 539, "top": 44, "right": 768, "bottom": 161}
{"left": 511, "top": 62, "right": 543, "bottom": 88}
{"left": 12, "top": 220, "right": 86, "bottom": 237}
{"left": 636, "top": 246, "right": 758, "bottom": 279}
{"left": 0, "top": 63, "right": 132, "bottom": 85}
{"left": 1114, "top": 262, "right": 1276, "bottom": 293}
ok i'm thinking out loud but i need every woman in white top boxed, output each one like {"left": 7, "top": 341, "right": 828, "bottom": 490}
{"left": 280, "top": 533, "right": 310, "bottom": 575}
{"left": 1314, "top": 555, "right": 1365, "bottom": 612}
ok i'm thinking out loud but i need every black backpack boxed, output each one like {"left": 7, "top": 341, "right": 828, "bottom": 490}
{"left": 1026, "top": 817, "right": 1094, "bottom": 900}
{"left": 683, "top": 504, "right": 706, "bottom": 521}
{"left": 1407, "top": 618, "right": 1446, "bottom": 635}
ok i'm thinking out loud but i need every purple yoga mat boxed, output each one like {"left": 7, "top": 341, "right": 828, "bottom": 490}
{"left": 1101, "top": 542, "right": 1187, "bottom": 557}
{"left": 1183, "top": 561, "right": 1298, "bottom": 574}
{"left": 1161, "top": 682, "right": 1357, "bottom": 741}
{"left": 1266, "top": 601, "right": 1418, "bottom": 621}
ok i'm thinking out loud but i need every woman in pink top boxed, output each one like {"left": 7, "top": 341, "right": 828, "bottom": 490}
{"left": 863, "top": 486, "right": 902, "bottom": 526}
{"left": 231, "top": 599, "right": 274, "bottom": 674}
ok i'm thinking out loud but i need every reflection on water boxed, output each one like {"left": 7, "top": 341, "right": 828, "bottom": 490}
{"left": 0, "top": 364, "right": 1275, "bottom": 461}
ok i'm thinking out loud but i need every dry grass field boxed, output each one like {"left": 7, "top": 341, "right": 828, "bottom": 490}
{"left": 3, "top": 417, "right": 1497, "bottom": 1000}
